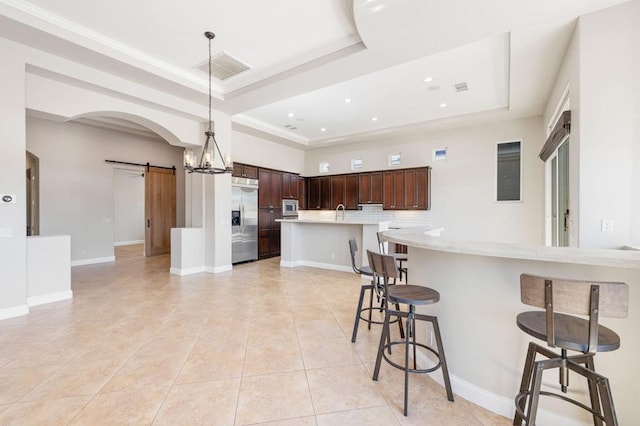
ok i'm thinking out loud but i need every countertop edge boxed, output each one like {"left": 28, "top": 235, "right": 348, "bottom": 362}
{"left": 382, "top": 227, "right": 640, "bottom": 270}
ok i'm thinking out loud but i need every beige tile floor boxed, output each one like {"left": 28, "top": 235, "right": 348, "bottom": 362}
{"left": 0, "top": 254, "right": 511, "bottom": 425}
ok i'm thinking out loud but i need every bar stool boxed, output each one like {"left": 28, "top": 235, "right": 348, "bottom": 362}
{"left": 349, "top": 238, "right": 403, "bottom": 343}
{"left": 514, "top": 274, "right": 628, "bottom": 425}
{"left": 369, "top": 250, "right": 454, "bottom": 416}
{"left": 377, "top": 231, "right": 408, "bottom": 282}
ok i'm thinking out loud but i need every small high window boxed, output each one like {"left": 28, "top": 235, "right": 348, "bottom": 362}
{"left": 496, "top": 141, "right": 522, "bottom": 202}
{"left": 319, "top": 161, "right": 330, "bottom": 173}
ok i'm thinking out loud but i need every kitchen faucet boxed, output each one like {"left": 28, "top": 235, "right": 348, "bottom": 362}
{"left": 335, "top": 203, "right": 345, "bottom": 221}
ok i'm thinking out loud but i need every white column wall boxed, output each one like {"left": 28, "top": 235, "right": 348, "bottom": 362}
{"left": 577, "top": 4, "right": 633, "bottom": 249}
{"left": 0, "top": 39, "right": 28, "bottom": 318}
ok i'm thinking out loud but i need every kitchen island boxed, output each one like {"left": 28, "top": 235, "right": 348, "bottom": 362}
{"left": 381, "top": 227, "right": 640, "bottom": 425}
{"left": 277, "top": 218, "right": 391, "bottom": 272}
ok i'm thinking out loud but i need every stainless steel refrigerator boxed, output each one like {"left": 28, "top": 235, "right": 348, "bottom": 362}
{"left": 231, "top": 177, "right": 258, "bottom": 264}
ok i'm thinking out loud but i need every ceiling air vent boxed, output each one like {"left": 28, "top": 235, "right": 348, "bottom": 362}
{"left": 454, "top": 82, "right": 468, "bottom": 92}
{"left": 199, "top": 52, "right": 251, "bottom": 81}
{"left": 284, "top": 124, "right": 298, "bottom": 130}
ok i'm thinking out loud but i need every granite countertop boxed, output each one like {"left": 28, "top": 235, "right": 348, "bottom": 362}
{"left": 382, "top": 227, "right": 640, "bottom": 270}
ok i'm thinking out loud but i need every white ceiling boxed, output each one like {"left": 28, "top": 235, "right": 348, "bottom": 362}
{"left": 1, "top": 0, "right": 629, "bottom": 146}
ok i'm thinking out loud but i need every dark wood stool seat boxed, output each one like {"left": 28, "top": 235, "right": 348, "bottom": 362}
{"left": 349, "top": 238, "right": 403, "bottom": 343}
{"left": 517, "top": 311, "right": 620, "bottom": 353}
{"left": 368, "top": 250, "right": 454, "bottom": 416}
{"left": 514, "top": 274, "right": 628, "bottom": 426}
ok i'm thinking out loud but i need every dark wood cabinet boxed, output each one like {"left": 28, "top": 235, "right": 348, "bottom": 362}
{"left": 298, "top": 176, "right": 306, "bottom": 210}
{"left": 307, "top": 176, "right": 331, "bottom": 209}
{"left": 404, "top": 167, "right": 431, "bottom": 210}
{"left": 282, "top": 172, "right": 299, "bottom": 200}
{"left": 383, "top": 170, "right": 406, "bottom": 210}
{"left": 258, "top": 168, "right": 282, "bottom": 209}
{"left": 232, "top": 162, "right": 258, "bottom": 179}
{"left": 345, "top": 174, "right": 359, "bottom": 209}
{"left": 258, "top": 208, "right": 282, "bottom": 259}
{"left": 358, "top": 172, "right": 383, "bottom": 204}
{"left": 330, "top": 176, "right": 345, "bottom": 209}
{"left": 330, "top": 174, "right": 359, "bottom": 209}
{"left": 320, "top": 176, "right": 331, "bottom": 210}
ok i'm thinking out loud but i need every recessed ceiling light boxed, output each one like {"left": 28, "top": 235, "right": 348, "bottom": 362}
{"left": 344, "top": 98, "right": 352, "bottom": 103}
{"left": 440, "top": 103, "right": 447, "bottom": 108}
{"left": 320, "top": 128, "right": 326, "bottom": 132}
{"left": 423, "top": 76, "right": 433, "bottom": 83}
{"left": 287, "top": 112, "right": 294, "bottom": 118}
{"left": 371, "top": 117, "right": 378, "bottom": 121}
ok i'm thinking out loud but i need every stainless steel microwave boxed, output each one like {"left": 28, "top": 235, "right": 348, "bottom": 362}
{"left": 282, "top": 199, "right": 299, "bottom": 217}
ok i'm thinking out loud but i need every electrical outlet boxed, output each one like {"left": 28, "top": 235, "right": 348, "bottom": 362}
{"left": 331, "top": 252, "right": 336, "bottom": 260}
{"left": 601, "top": 219, "right": 614, "bottom": 232}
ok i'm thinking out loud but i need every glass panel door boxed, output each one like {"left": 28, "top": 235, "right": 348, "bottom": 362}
{"left": 548, "top": 137, "right": 569, "bottom": 247}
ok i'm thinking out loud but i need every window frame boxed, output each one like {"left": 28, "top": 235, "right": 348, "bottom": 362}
{"left": 495, "top": 139, "right": 523, "bottom": 203}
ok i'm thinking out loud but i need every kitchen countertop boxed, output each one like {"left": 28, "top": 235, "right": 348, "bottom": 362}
{"left": 277, "top": 218, "right": 392, "bottom": 225}
{"left": 382, "top": 227, "right": 640, "bottom": 270}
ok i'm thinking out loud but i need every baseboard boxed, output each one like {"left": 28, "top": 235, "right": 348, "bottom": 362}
{"left": 71, "top": 256, "right": 115, "bottom": 267}
{"left": 296, "top": 260, "right": 352, "bottom": 273}
{"left": 414, "top": 351, "right": 586, "bottom": 425}
{"left": 114, "top": 240, "right": 144, "bottom": 247}
{"left": 280, "top": 260, "right": 302, "bottom": 268}
{"left": 169, "top": 266, "right": 206, "bottom": 276}
{"left": 204, "top": 264, "right": 233, "bottom": 274}
{"left": 27, "top": 290, "right": 73, "bottom": 307}
{"left": 0, "top": 304, "right": 29, "bottom": 321}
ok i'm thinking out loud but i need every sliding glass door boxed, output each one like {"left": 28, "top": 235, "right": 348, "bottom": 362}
{"left": 548, "top": 138, "right": 569, "bottom": 246}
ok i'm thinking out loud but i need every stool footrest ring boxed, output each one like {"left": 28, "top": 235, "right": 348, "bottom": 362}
{"left": 514, "top": 390, "right": 606, "bottom": 424}
{"left": 381, "top": 340, "right": 443, "bottom": 374}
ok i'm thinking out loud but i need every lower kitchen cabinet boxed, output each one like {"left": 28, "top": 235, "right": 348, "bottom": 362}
{"left": 258, "top": 208, "right": 282, "bottom": 259}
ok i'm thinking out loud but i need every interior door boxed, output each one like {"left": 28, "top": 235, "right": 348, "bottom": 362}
{"left": 145, "top": 166, "right": 176, "bottom": 256}
{"left": 549, "top": 138, "right": 570, "bottom": 247}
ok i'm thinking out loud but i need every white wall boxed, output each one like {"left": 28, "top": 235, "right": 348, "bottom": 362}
{"left": 544, "top": 3, "right": 635, "bottom": 249}
{"left": 232, "top": 126, "right": 305, "bottom": 174}
{"left": 633, "top": 0, "right": 640, "bottom": 248}
{"left": 26, "top": 117, "right": 186, "bottom": 263}
{"left": 113, "top": 168, "right": 145, "bottom": 245}
{"left": 305, "top": 117, "right": 546, "bottom": 244}
{"left": 578, "top": 3, "right": 633, "bottom": 249}
{"left": 0, "top": 39, "right": 27, "bottom": 318}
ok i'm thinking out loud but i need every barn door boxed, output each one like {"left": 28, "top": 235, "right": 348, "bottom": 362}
{"left": 145, "top": 166, "right": 176, "bottom": 256}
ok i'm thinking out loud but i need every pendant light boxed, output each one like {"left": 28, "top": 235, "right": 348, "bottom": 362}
{"left": 184, "top": 31, "right": 232, "bottom": 174}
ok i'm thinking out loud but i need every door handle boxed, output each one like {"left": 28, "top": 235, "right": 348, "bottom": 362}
{"left": 147, "top": 219, "right": 150, "bottom": 228}
{"left": 563, "top": 209, "right": 570, "bottom": 231}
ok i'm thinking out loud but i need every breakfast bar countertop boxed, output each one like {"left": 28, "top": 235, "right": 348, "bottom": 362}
{"left": 382, "top": 227, "right": 640, "bottom": 270}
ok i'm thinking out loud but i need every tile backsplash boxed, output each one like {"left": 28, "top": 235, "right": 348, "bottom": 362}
{"left": 298, "top": 205, "right": 432, "bottom": 228}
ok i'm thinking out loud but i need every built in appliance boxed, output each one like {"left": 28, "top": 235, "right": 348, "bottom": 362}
{"left": 231, "top": 177, "right": 258, "bottom": 263}
{"left": 282, "top": 199, "right": 299, "bottom": 217}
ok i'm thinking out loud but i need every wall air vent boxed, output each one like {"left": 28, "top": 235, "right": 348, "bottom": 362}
{"left": 198, "top": 52, "right": 251, "bottom": 81}
{"left": 454, "top": 82, "right": 468, "bottom": 92}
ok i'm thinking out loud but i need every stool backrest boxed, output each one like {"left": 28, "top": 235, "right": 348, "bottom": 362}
{"left": 520, "top": 274, "right": 628, "bottom": 353}
{"left": 376, "top": 231, "right": 387, "bottom": 254}
{"left": 520, "top": 274, "right": 628, "bottom": 318}
{"left": 348, "top": 238, "right": 361, "bottom": 274}
{"left": 367, "top": 250, "right": 399, "bottom": 299}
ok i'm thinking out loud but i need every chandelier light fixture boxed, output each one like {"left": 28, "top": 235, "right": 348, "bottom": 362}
{"left": 184, "top": 31, "right": 232, "bottom": 174}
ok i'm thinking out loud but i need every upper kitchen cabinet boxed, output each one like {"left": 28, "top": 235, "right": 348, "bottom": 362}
{"left": 258, "top": 168, "right": 283, "bottom": 209}
{"left": 345, "top": 174, "right": 359, "bottom": 209}
{"left": 330, "top": 174, "right": 359, "bottom": 210}
{"left": 307, "top": 176, "right": 331, "bottom": 210}
{"left": 232, "top": 162, "right": 258, "bottom": 179}
{"left": 298, "top": 176, "right": 307, "bottom": 210}
{"left": 282, "top": 172, "right": 299, "bottom": 200}
{"left": 404, "top": 167, "right": 431, "bottom": 210}
{"left": 383, "top": 170, "right": 406, "bottom": 210}
{"left": 358, "top": 172, "right": 383, "bottom": 204}
{"left": 330, "top": 175, "right": 345, "bottom": 209}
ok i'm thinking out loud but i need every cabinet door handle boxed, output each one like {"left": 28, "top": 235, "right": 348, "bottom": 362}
{"left": 147, "top": 219, "right": 150, "bottom": 228}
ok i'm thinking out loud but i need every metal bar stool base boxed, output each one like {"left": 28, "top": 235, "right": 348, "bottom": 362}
{"left": 373, "top": 307, "right": 454, "bottom": 416}
{"left": 351, "top": 283, "right": 404, "bottom": 343}
{"left": 513, "top": 342, "right": 618, "bottom": 426}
